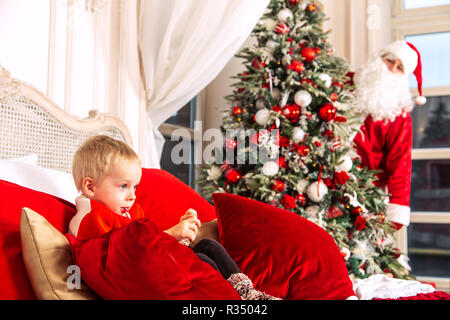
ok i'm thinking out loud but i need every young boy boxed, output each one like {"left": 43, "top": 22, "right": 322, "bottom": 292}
{"left": 69, "top": 135, "right": 280, "bottom": 300}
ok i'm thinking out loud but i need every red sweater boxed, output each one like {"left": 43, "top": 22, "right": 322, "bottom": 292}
{"left": 70, "top": 197, "right": 146, "bottom": 240}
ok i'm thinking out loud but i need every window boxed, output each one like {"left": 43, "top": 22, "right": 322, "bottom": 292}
{"left": 404, "top": 0, "right": 450, "bottom": 10}
{"left": 393, "top": 0, "right": 450, "bottom": 291}
{"left": 159, "top": 98, "right": 200, "bottom": 188}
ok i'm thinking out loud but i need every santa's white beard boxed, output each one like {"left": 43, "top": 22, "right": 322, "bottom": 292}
{"left": 353, "top": 56, "right": 414, "bottom": 122}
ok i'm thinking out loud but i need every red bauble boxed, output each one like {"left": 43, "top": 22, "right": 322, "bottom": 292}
{"left": 322, "top": 130, "right": 335, "bottom": 139}
{"left": 240, "top": 72, "right": 249, "bottom": 80}
{"left": 271, "top": 105, "right": 282, "bottom": 114}
{"left": 289, "top": 0, "right": 302, "bottom": 5}
{"left": 296, "top": 193, "right": 307, "bottom": 207}
{"left": 272, "top": 179, "right": 286, "bottom": 193}
{"left": 334, "top": 171, "right": 350, "bottom": 185}
{"left": 319, "top": 103, "right": 337, "bottom": 122}
{"left": 287, "top": 60, "right": 305, "bottom": 74}
{"left": 278, "top": 135, "right": 291, "bottom": 148}
{"left": 282, "top": 104, "right": 300, "bottom": 122}
{"left": 281, "top": 194, "right": 297, "bottom": 210}
{"left": 297, "top": 144, "right": 310, "bottom": 156}
{"left": 225, "top": 138, "right": 237, "bottom": 149}
{"left": 351, "top": 206, "right": 363, "bottom": 216}
{"left": 301, "top": 47, "right": 316, "bottom": 62}
{"left": 225, "top": 169, "right": 242, "bottom": 184}
{"left": 330, "top": 92, "right": 339, "bottom": 102}
{"left": 275, "top": 22, "right": 290, "bottom": 34}
{"left": 300, "top": 79, "right": 316, "bottom": 88}
{"left": 326, "top": 206, "right": 345, "bottom": 219}
{"left": 232, "top": 106, "right": 243, "bottom": 116}
{"left": 307, "top": 3, "right": 317, "bottom": 11}
{"left": 221, "top": 161, "right": 232, "bottom": 172}
{"left": 251, "top": 58, "right": 265, "bottom": 69}
{"left": 391, "top": 248, "right": 401, "bottom": 259}
{"left": 278, "top": 155, "right": 288, "bottom": 168}
{"left": 354, "top": 215, "right": 367, "bottom": 231}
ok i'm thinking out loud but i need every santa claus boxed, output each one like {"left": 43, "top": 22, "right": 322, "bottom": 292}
{"left": 352, "top": 40, "right": 426, "bottom": 230}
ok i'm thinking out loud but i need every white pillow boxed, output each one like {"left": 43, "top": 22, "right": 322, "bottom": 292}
{"left": 0, "top": 159, "right": 79, "bottom": 204}
{"left": 8, "top": 154, "right": 39, "bottom": 165}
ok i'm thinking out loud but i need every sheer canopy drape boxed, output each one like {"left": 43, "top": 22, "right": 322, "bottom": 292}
{"left": 137, "top": 0, "right": 269, "bottom": 168}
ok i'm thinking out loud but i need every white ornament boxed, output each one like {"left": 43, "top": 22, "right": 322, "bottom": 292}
{"left": 271, "top": 88, "right": 281, "bottom": 101}
{"left": 275, "top": 118, "right": 281, "bottom": 128}
{"left": 319, "top": 73, "right": 332, "bottom": 87}
{"left": 294, "top": 90, "right": 312, "bottom": 107}
{"left": 296, "top": 179, "right": 310, "bottom": 193}
{"left": 277, "top": 8, "right": 294, "bottom": 22}
{"left": 255, "top": 99, "right": 266, "bottom": 110}
{"left": 261, "top": 161, "right": 279, "bottom": 176}
{"left": 261, "top": 18, "right": 277, "bottom": 31}
{"left": 265, "top": 40, "right": 278, "bottom": 54}
{"left": 206, "top": 166, "right": 222, "bottom": 181}
{"left": 307, "top": 181, "right": 328, "bottom": 203}
{"left": 353, "top": 239, "right": 376, "bottom": 260}
{"left": 281, "top": 54, "right": 292, "bottom": 66}
{"left": 305, "top": 205, "right": 320, "bottom": 218}
{"left": 345, "top": 191, "right": 367, "bottom": 214}
{"left": 336, "top": 155, "right": 353, "bottom": 172}
{"left": 255, "top": 109, "right": 271, "bottom": 126}
{"left": 340, "top": 247, "right": 351, "bottom": 261}
{"left": 291, "top": 127, "right": 305, "bottom": 142}
{"left": 397, "top": 255, "right": 412, "bottom": 271}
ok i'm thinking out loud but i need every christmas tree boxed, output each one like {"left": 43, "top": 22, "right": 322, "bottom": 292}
{"left": 198, "top": 0, "right": 413, "bottom": 280}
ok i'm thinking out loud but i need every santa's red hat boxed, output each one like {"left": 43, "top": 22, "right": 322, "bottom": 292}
{"left": 381, "top": 40, "right": 427, "bottom": 105}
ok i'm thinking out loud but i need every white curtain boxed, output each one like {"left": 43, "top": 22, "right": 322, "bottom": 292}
{"left": 138, "top": 0, "right": 269, "bottom": 168}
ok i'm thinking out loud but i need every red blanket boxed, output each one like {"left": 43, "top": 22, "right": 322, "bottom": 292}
{"left": 375, "top": 291, "right": 450, "bottom": 300}
{"left": 68, "top": 218, "right": 241, "bottom": 300}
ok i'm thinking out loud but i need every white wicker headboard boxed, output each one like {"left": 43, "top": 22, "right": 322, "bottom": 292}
{"left": 0, "top": 66, "right": 132, "bottom": 174}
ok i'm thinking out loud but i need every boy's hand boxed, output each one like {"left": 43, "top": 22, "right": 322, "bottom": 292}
{"left": 164, "top": 209, "right": 201, "bottom": 243}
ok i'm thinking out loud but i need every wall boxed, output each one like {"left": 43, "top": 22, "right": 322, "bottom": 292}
{"left": 0, "top": 0, "right": 144, "bottom": 152}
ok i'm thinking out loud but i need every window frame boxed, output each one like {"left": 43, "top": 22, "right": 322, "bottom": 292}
{"left": 158, "top": 92, "right": 204, "bottom": 189}
{"left": 392, "top": 0, "right": 450, "bottom": 292}
{"left": 393, "top": 1, "right": 450, "bottom": 18}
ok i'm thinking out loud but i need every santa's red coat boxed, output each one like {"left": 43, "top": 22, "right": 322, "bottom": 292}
{"left": 353, "top": 112, "right": 412, "bottom": 226}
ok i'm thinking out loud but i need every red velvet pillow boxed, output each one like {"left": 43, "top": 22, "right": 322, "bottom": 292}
{"left": 135, "top": 169, "right": 216, "bottom": 231}
{"left": 212, "top": 193, "right": 355, "bottom": 300}
{"left": 0, "top": 180, "right": 76, "bottom": 299}
{"left": 68, "top": 218, "right": 241, "bottom": 300}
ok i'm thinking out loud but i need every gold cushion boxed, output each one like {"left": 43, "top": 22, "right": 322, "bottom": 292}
{"left": 20, "top": 207, "right": 98, "bottom": 300}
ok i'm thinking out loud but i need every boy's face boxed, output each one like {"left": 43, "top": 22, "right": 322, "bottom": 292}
{"left": 90, "top": 159, "right": 142, "bottom": 215}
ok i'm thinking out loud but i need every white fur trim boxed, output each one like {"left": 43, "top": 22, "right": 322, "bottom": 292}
{"left": 381, "top": 40, "right": 418, "bottom": 76}
{"left": 415, "top": 96, "right": 427, "bottom": 105}
{"left": 351, "top": 274, "right": 435, "bottom": 300}
{"left": 386, "top": 203, "right": 410, "bottom": 226}
{"left": 68, "top": 196, "right": 92, "bottom": 237}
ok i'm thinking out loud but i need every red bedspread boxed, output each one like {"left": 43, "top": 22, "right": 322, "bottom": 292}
{"left": 374, "top": 291, "right": 450, "bottom": 300}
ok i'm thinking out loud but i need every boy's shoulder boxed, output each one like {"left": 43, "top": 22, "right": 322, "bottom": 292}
{"left": 68, "top": 196, "right": 115, "bottom": 238}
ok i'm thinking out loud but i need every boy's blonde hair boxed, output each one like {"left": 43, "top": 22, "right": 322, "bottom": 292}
{"left": 72, "top": 135, "right": 140, "bottom": 191}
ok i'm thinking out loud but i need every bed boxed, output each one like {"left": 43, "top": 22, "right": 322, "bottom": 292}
{"left": 1, "top": 65, "right": 449, "bottom": 301}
